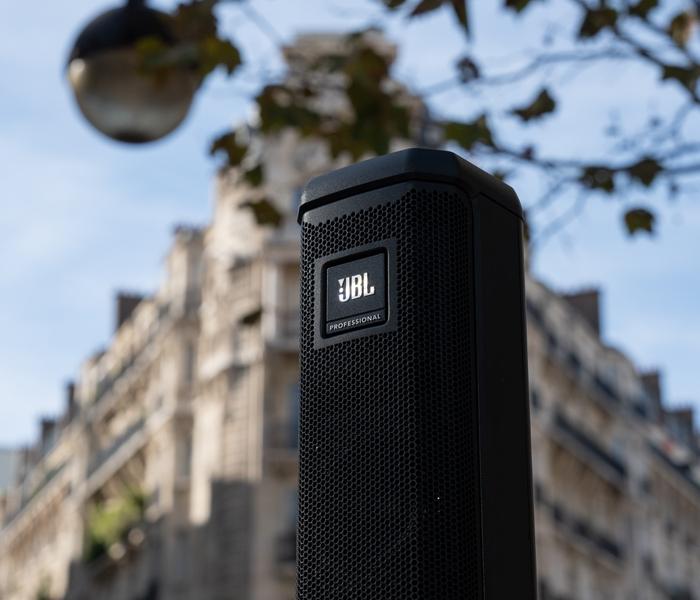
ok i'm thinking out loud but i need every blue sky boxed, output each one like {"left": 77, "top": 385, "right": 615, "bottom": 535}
{"left": 1, "top": 0, "right": 698, "bottom": 446}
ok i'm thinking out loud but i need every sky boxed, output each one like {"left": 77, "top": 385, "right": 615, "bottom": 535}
{"left": 0, "top": 0, "right": 698, "bottom": 446}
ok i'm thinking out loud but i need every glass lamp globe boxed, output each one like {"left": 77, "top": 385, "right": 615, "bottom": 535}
{"left": 67, "top": 0, "right": 200, "bottom": 144}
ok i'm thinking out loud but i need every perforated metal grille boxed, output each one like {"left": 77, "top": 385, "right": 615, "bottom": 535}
{"left": 298, "top": 187, "right": 481, "bottom": 599}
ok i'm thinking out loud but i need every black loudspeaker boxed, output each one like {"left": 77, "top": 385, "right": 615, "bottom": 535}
{"left": 296, "top": 148, "right": 537, "bottom": 599}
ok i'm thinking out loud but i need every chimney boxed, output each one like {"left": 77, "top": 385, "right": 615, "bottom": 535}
{"left": 65, "top": 381, "right": 77, "bottom": 421}
{"left": 563, "top": 289, "right": 601, "bottom": 336}
{"left": 665, "top": 407, "right": 696, "bottom": 452}
{"left": 115, "top": 292, "right": 144, "bottom": 332}
{"left": 40, "top": 418, "right": 57, "bottom": 453}
{"left": 641, "top": 370, "right": 663, "bottom": 422}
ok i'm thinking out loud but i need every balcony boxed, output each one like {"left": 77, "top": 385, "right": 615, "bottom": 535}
{"left": 649, "top": 442, "right": 700, "bottom": 495}
{"left": 92, "top": 348, "right": 142, "bottom": 408}
{"left": 551, "top": 411, "right": 627, "bottom": 486}
{"left": 592, "top": 373, "right": 621, "bottom": 405}
{"left": 92, "top": 303, "right": 170, "bottom": 407}
{"left": 564, "top": 350, "right": 582, "bottom": 377}
{"left": 526, "top": 300, "right": 629, "bottom": 416}
{"left": 535, "top": 485, "right": 625, "bottom": 564}
{"left": 88, "top": 417, "right": 146, "bottom": 479}
{"left": 2, "top": 461, "right": 67, "bottom": 528}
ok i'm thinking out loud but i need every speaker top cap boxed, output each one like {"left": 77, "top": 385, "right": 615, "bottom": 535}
{"left": 298, "top": 147, "right": 523, "bottom": 224}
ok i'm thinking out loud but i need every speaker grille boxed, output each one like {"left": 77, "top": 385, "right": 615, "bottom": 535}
{"left": 298, "top": 188, "right": 481, "bottom": 599}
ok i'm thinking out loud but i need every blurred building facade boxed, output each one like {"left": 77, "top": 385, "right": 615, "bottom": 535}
{"left": 2, "top": 34, "right": 700, "bottom": 600}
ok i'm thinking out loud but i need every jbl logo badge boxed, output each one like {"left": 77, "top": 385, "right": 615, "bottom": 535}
{"left": 338, "top": 273, "right": 375, "bottom": 302}
{"left": 325, "top": 251, "right": 387, "bottom": 336}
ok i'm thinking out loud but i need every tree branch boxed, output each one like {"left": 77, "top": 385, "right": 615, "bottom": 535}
{"left": 421, "top": 48, "right": 637, "bottom": 96}
{"left": 234, "top": 1, "right": 285, "bottom": 46}
{"left": 531, "top": 190, "right": 587, "bottom": 248}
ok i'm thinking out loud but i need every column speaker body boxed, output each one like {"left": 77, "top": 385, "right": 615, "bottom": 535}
{"left": 297, "top": 148, "right": 536, "bottom": 599}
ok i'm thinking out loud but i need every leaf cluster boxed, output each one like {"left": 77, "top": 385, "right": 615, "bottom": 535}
{"left": 211, "top": 30, "right": 417, "bottom": 225}
{"left": 179, "top": 0, "right": 700, "bottom": 237}
{"left": 136, "top": 0, "right": 241, "bottom": 79}
{"left": 83, "top": 487, "right": 147, "bottom": 563}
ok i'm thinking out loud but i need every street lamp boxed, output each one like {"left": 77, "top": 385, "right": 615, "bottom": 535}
{"left": 67, "top": 0, "right": 199, "bottom": 144}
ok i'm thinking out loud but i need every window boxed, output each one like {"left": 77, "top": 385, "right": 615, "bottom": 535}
{"left": 184, "top": 342, "right": 197, "bottom": 383}
{"left": 176, "top": 435, "right": 192, "bottom": 479}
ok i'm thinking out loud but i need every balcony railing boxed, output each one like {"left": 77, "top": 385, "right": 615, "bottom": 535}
{"left": 649, "top": 442, "right": 700, "bottom": 495}
{"left": 92, "top": 302, "right": 171, "bottom": 406}
{"left": 526, "top": 301, "right": 628, "bottom": 415}
{"left": 88, "top": 417, "right": 145, "bottom": 477}
{"left": 2, "top": 461, "right": 67, "bottom": 528}
{"left": 535, "top": 483, "right": 625, "bottom": 563}
{"left": 552, "top": 411, "right": 627, "bottom": 482}
{"left": 592, "top": 374, "right": 621, "bottom": 405}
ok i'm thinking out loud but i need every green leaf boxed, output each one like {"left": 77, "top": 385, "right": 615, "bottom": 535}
{"left": 254, "top": 29, "right": 412, "bottom": 164}
{"left": 197, "top": 36, "right": 242, "bottom": 76}
{"left": 410, "top": 0, "right": 444, "bottom": 17}
{"left": 623, "top": 207, "right": 655, "bottom": 235}
{"left": 135, "top": 35, "right": 170, "bottom": 61}
{"left": 407, "top": 0, "right": 468, "bottom": 33}
{"left": 661, "top": 65, "right": 699, "bottom": 92}
{"left": 580, "top": 166, "right": 615, "bottom": 193}
{"left": 134, "top": 36, "right": 196, "bottom": 76}
{"left": 669, "top": 12, "right": 694, "bottom": 47}
{"left": 344, "top": 45, "right": 391, "bottom": 82}
{"left": 628, "top": 0, "right": 658, "bottom": 19}
{"left": 172, "top": 0, "right": 218, "bottom": 42}
{"left": 449, "top": 0, "right": 469, "bottom": 33}
{"left": 256, "top": 84, "right": 322, "bottom": 135}
{"left": 443, "top": 114, "right": 493, "bottom": 150}
{"left": 241, "top": 198, "right": 283, "bottom": 227}
{"left": 628, "top": 158, "right": 662, "bottom": 187}
{"left": 511, "top": 88, "right": 556, "bottom": 121}
{"left": 85, "top": 487, "right": 146, "bottom": 561}
{"left": 579, "top": 8, "right": 618, "bottom": 38}
{"left": 209, "top": 133, "right": 247, "bottom": 166}
{"left": 243, "top": 164, "right": 264, "bottom": 187}
{"left": 505, "top": 0, "right": 534, "bottom": 13}
{"left": 142, "top": 3, "right": 241, "bottom": 80}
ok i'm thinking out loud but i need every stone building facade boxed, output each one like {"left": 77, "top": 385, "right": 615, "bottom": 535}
{"left": 527, "top": 281, "right": 700, "bottom": 600}
{"left": 1, "top": 34, "right": 699, "bottom": 600}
